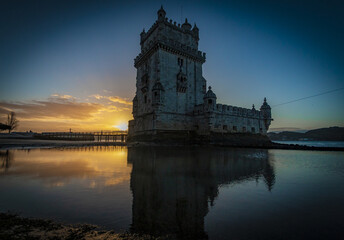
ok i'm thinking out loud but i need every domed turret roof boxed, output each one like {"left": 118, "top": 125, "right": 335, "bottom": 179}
{"left": 260, "top": 97, "right": 271, "bottom": 110}
{"left": 204, "top": 86, "right": 217, "bottom": 99}
{"left": 192, "top": 23, "right": 199, "bottom": 31}
{"left": 157, "top": 5, "right": 166, "bottom": 16}
{"left": 157, "top": 5, "right": 166, "bottom": 21}
{"left": 182, "top": 18, "right": 192, "bottom": 30}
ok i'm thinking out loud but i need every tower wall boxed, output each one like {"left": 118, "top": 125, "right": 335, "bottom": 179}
{"left": 159, "top": 50, "right": 205, "bottom": 114}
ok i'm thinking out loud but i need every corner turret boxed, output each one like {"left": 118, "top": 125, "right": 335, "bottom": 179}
{"left": 140, "top": 28, "right": 146, "bottom": 46}
{"left": 192, "top": 23, "right": 199, "bottom": 41}
{"left": 157, "top": 5, "right": 166, "bottom": 22}
{"left": 182, "top": 18, "right": 192, "bottom": 31}
{"left": 204, "top": 86, "right": 217, "bottom": 112}
{"left": 260, "top": 98, "right": 272, "bottom": 130}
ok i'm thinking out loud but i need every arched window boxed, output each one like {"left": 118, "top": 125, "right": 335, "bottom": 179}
{"left": 153, "top": 91, "right": 160, "bottom": 103}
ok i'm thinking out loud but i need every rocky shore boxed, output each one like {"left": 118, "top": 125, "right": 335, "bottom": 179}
{"left": 0, "top": 212, "right": 170, "bottom": 240}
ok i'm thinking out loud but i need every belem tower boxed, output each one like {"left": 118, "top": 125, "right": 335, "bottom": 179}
{"left": 128, "top": 7, "right": 272, "bottom": 142}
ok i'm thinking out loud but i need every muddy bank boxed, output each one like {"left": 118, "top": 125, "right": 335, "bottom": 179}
{"left": 0, "top": 212, "right": 171, "bottom": 240}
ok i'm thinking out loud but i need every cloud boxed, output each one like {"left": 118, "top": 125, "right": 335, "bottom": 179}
{"left": 0, "top": 93, "right": 133, "bottom": 131}
{"left": 90, "top": 94, "right": 132, "bottom": 106}
{"left": 50, "top": 94, "right": 77, "bottom": 101}
{"left": 91, "top": 94, "right": 103, "bottom": 100}
{"left": 0, "top": 99, "right": 102, "bottom": 120}
{"left": 108, "top": 96, "right": 132, "bottom": 105}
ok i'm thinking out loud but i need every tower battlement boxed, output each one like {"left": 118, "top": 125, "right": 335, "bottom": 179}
{"left": 135, "top": 6, "right": 205, "bottom": 67}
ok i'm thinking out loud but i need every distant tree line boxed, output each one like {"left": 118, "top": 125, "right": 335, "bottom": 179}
{"left": 0, "top": 112, "right": 19, "bottom": 133}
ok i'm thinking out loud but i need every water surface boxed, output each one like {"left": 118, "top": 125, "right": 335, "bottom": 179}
{"left": 1, "top": 147, "right": 343, "bottom": 239}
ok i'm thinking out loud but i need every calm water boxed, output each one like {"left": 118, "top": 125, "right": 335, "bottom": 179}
{"left": 1, "top": 146, "right": 344, "bottom": 239}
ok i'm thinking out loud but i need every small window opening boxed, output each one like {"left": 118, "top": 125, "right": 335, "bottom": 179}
{"left": 178, "top": 58, "right": 184, "bottom": 67}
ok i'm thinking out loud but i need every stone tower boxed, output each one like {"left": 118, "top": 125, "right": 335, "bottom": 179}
{"left": 129, "top": 6, "right": 207, "bottom": 137}
{"left": 128, "top": 7, "right": 272, "bottom": 142}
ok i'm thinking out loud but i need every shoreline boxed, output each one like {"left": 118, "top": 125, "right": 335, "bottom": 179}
{"left": 0, "top": 212, "right": 165, "bottom": 240}
{"left": 0, "top": 138, "right": 344, "bottom": 151}
{"left": 0, "top": 139, "right": 125, "bottom": 150}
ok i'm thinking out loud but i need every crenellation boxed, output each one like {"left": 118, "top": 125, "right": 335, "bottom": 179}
{"left": 134, "top": 38, "right": 206, "bottom": 68}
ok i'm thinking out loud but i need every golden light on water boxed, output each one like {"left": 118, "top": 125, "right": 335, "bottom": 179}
{"left": 5, "top": 147, "right": 130, "bottom": 188}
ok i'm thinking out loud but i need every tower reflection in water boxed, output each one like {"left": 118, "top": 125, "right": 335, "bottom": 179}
{"left": 128, "top": 147, "right": 275, "bottom": 239}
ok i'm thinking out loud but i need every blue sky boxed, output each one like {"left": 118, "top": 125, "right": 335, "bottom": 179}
{"left": 0, "top": 0, "right": 343, "bottom": 131}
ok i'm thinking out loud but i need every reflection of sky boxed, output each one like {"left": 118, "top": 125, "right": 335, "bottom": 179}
{"left": 205, "top": 150, "right": 344, "bottom": 239}
{"left": 0, "top": 147, "right": 344, "bottom": 237}
{"left": 0, "top": 147, "right": 132, "bottom": 230}
{"left": 1, "top": 147, "right": 130, "bottom": 187}
{"left": 0, "top": 0, "right": 343, "bottom": 131}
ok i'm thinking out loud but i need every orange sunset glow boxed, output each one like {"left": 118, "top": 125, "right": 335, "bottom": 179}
{"left": 0, "top": 93, "right": 132, "bottom": 132}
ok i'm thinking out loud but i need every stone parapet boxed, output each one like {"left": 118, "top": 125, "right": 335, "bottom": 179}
{"left": 140, "top": 18, "right": 199, "bottom": 46}
{"left": 135, "top": 40, "right": 206, "bottom": 67}
{"left": 194, "top": 103, "right": 261, "bottom": 119}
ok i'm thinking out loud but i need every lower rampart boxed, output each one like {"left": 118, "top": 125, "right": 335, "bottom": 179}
{"left": 127, "top": 130, "right": 272, "bottom": 147}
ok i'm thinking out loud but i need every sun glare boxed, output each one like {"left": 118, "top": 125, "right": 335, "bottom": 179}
{"left": 114, "top": 123, "right": 128, "bottom": 131}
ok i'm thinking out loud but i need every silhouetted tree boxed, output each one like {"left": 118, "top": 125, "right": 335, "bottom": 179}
{"left": 0, "top": 123, "right": 11, "bottom": 132}
{"left": 5, "top": 112, "right": 19, "bottom": 133}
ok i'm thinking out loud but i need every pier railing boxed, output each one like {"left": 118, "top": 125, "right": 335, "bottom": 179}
{"left": 37, "top": 131, "right": 128, "bottom": 142}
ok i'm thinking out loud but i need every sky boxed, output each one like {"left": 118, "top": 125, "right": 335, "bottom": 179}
{"left": 0, "top": 0, "right": 343, "bottom": 132}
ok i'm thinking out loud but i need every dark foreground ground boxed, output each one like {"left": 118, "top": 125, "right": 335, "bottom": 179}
{"left": 0, "top": 212, "right": 171, "bottom": 240}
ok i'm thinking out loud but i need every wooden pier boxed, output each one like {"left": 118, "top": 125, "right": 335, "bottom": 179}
{"left": 38, "top": 131, "right": 127, "bottom": 142}
{"left": 93, "top": 131, "right": 127, "bottom": 142}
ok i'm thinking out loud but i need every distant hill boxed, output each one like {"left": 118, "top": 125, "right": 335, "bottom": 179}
{"left": 268, "top": 127, "right": 344, "bottom": 141}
